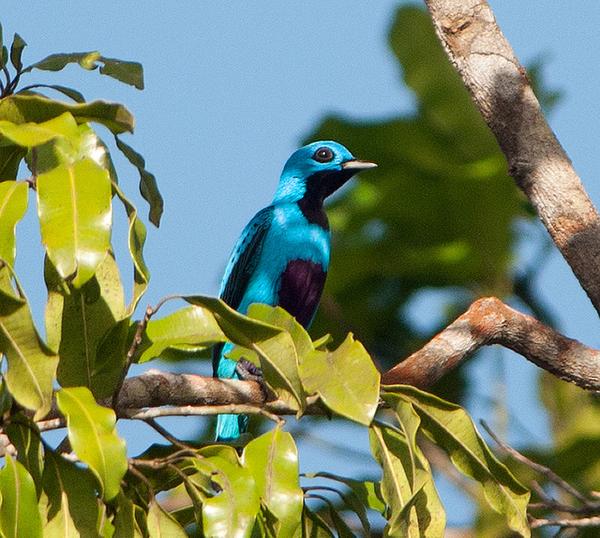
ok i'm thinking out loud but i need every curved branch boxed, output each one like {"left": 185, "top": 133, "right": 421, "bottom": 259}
{"left": 382, "top": 297, "right": 600, "bottom": 390}
{"left": 424, "top": 0, "right": 600, "bottom": 316}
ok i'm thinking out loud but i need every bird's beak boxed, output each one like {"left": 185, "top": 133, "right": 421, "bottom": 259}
{"left": 341, "top": 159, "right": 378, "bottom": 170}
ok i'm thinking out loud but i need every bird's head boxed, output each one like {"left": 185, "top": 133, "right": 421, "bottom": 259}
{"left": 273, "top": 140, "right": 377, "bottom": 204}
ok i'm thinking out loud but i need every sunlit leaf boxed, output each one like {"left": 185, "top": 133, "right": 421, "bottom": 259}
{"left": 384, "top": 385, "right": 530, "bottom": 536}
{"left": 147, "top": 501, "right": 187, "bottom": 538}
{"left": 242, "top": 428, "right": 303, "bottom": 538}
{"left": 115, "top": 136, "right": 163, "bottom": 226}
{"left": 0, "top": 180, "right": 27, "bottom": 266}
{"left": 0, "top": 112, "right": 79, "bottom": 148}
{"left": 56, "top": 387, "right": 127, "bottom": 501}
{"left": 300, "top": 334, "right": 379, "bottom": 425}
{"left": 37, "top": 157, "right": 112, "bottom": 287}
{"left": 0, "top": 94, "right": 134, "bottom": 134}
{"left": 0, "top": 267, "right": 57, "bottom": 419}
{"left": 136, "top": 305, "right": 225, "bottom": 363}
{"left": 0, "top": 456, "right": 43, "bottom": 538}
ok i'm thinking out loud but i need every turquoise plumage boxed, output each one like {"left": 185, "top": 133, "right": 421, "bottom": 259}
{"left": 214, "top": 140, "right": 376, "bottom": 440}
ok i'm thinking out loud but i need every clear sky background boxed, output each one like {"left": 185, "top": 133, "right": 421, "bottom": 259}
{"left": 4, "top": 0, "right": 600, "bottom": 528}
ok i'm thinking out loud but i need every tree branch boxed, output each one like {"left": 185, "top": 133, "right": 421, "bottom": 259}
{"left": 382, "top": 297, "right": 600, "bottom": 391}
{"left": 423, "top": 0, "right": 600, "bottom": 317}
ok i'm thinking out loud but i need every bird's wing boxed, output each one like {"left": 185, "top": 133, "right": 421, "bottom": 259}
{"left": 213, "top": 206, "right": 273, "bottom": 375}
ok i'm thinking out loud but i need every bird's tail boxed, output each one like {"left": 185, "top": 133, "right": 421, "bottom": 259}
{"left": 214, "top": 348, "right": 248, "bottom": 441}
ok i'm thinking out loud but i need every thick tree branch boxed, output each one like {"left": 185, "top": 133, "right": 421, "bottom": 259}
{"left": 424, "top": 0, "right": 600, "bottom": 316}
{"left": 382, "top": 297, "right": 600, "bottom": 390}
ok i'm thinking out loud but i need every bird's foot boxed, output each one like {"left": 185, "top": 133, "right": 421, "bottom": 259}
{"left": 235, "top": 359, "right": 274, "bottom": 400}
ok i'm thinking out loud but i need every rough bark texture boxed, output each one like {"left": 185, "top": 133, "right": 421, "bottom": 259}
{"left": 382, "top": 297, "right": 600, "bottom": 390}
{"left": 424, "top": 0, "right": 600, "bottom": 316}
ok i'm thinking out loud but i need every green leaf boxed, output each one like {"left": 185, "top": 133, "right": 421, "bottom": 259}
{"left": 9, "top": 34, "right": 26, "bottom": 72}
{"left": 24, "top": 51, "right": 101, "bottom": 72}
{"left": 147, "top": 502, "right": 187, "bottom": 538}
{"left": 136, "top": 305, "right": 225, "bottom": 363}
{"left": 0, "top": 181, "right": 27, "bottom": 266}
{"left": 0, "top": 94, "right": 134, "bottom": 134}
{"left": 5, "top": 414, "right": 43, "bottom": 496}
{"left": 0, "top": 267, "right": 58, "bottom": 419}
{"left": 0, "top": 145, "right": 26, "bottom": 180}
{"left": 115, "top": 136, "right": 163, "bottom": 227}
{"left": 0, "top": 456, "right": 43, "bottom": 538}
{"left": 112, "top": 494, "right": 144, "bottom": 538}
{"left": 37, "top": 157, "right": 112, "bottom": 288}
{"left": 242, "top": 428, "right": 303, "bottom": 538}
{"left": 194, "top": 455, "right": 260, "bottom": 538}
{"left": 56, "top": 387, "right": 127, "bottom": 501}
{"left": 42, "top": 449, "right": 102, "bottom": 537}
{"left": 17, "top": 84, "right": 85, "bottom": 103}
{"left": 24, "top": 52, "right": 144, "bottom": 90}
{"left": 0, "top": 112, "right": 79, "bottom": 148}
{"left": 111, "top": 182, "right": 149, "bottom": 314}
{"left": 100, "top": 58, "right": 144, "bottom": 90}
{"left": 384, "top": 385, "right": 530, "bottom": 536}
{"left": 45, "top": 253, "right": 126, "bottom": 396}
{"left": 301, "top": 506, "right": 334, "bottom": 537}
{"left": 300, "top": 334, "right": 379, "bottom": 425}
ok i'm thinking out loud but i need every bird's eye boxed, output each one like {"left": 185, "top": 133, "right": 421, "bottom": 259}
{"left": 313, "top": 147, "right": 334, "bottom": 163}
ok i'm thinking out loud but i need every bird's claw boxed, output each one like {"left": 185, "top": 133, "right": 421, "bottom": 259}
{"left": 236, "top": 359, "right": 274, "bottom": 400}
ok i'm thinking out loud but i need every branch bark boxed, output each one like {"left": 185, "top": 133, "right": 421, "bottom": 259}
{"left": 382, "top": 297, "right": 600, "bottom": 391}
{"left": 423, "top": 0, "right": 600, "bottom": 317}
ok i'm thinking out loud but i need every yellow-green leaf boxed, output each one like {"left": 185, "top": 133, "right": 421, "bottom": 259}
{"left": 147, "top": 502, "right": 186, "bottom": 538}
{"left": 0, "top": 112, "right": 78, "bottom": 148}
{"left": 37, "top": 157, "right": 112, "bottom": 288}
{"left": 242, "top": 429, "right": 303, "bottom": 538}
{"left": 0, "top": 456, "right": 43, "bottom": 538}
{"left": 0, "top": 181, "right": 28, "bottom": 266}
{"left": 56, "top": 387, "right": 127, "bottom": 501}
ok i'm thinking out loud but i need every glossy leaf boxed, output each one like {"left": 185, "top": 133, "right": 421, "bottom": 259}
{"left": 147, "top": 502, "right": 187, "bottom": 538}
{"left": 242, "top": 429, "right": 303, "bottom": 538}
{"left": 0, "top": 267, "right": 58, "bottom": 419}
{"left": 0, "top": 112, "right": 79, "bottom": 148}
{"left": 0, "top": 181, "right": 27, "bottom": 266}
{"left": 37, "top": 157, "right": 112, "bottom": 288}
{"left": 136, "top": 305, "right": 225, "bottom": 363}
{"left": 56, "top": 387, "right": 127, "bottom": 501}
{"left": 0, "top": 94, "right": 134, "bottom": 134}
{"left": 300, "top": 334, "right": 379, "bottom": 425}
{"left": 115, "top": 136, "right": 163, "bottom": 226}
{"left": 45, "top": 254, "right": 126, "bottom": 396}
{"left": 42, "top": 449, "right": 101, "bottom": 537}
{"left": 384, "top": 385, "right": 530, "bottom": 536}
{"left": 194, "top": 455, "right": 260, "bottom": 538}
{"left": 0, "top": 456, "right": 43, "bottom": 538}
{"left": 9, "top": 34, "right": 26, "bottom": 71}
{"left": 112, "top": 181, "right": 149, "bottom": 314}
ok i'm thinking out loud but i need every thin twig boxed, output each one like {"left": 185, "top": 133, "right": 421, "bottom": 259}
{"left": 529, "top": 515, "right": 600, "bottom": 529}
{"left": 481, "top": 420, "right": 589, "bottom": 504}
{"left": 142, "top": 418, "right": 197, "bottom": 453}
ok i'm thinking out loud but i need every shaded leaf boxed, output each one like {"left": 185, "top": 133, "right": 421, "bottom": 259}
{"left": 0, "top": 180, "right": 27, "bottom": 266}
{"left": 45, "top": 253, "right": 125, "bottom": 396}
{"left": 56, "top": 387, "right": 127, "bottom": 501}
{"left": 0, "top": 456, "right": 43, "bottom": 538}
{"left": 0, "top": 267, "right": 57, "bottom": 419}
{"left": 112, "top": 494, "right": 143, "bottom": 538}
{"left": 115, "top": 136, "right": 163, "bottom": 226}
{"left": 147, "top": 501, "right": 187, "bottom": 538}
{"left": 24, "top": 51, "right": 101, "bottom": 72}
{"left": 242, "top": 428, "right": 303, "bottom": 538}
{"left": 17, "top": 84, "right": 85, "bottom": 103}
{"left": 136, "top": 305, "right": 225, "bottom": 363}
{"left": 37, "top": 157, "right": 112, "bottom": 287}
{"left": 112, "top": 181, "right": 149, "bottom": 314}
{"left": 42, "top": 449, "right": 102, "bottom": 537}
{"left": 300, "top": 334, "right": 379, "bottom": 425}
{"left": 100, "top": 58, "right": 144, "bottom": 90}
{"left": 0, "top": 145, "right": 26, "bottom": 180}
{"left": 301, "top": 506, "right": 334, "bottom": 538}
{"left": 9, "top": 34, "right": 26, "bottom": 71}
{"left": 5, "top": 413, "right": 43, "bottom": 496}
{"left": 384, "top": 385, "right": 530, "bottom": 536}
{"left": 0, "top": 94, "right": 134, "bottom": 134}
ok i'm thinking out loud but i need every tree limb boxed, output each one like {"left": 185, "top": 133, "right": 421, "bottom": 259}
{"left": 382, "top": 297, "right": 600, "bottom": 391}
{"left": 423, "top": 0, "right": 600, "bottom": 316}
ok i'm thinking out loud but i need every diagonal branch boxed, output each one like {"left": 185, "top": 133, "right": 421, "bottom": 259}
{"left": 423, "top": 0, "right": 600, "bottom": 317}
{"left": 382, "top": 297, "right": 600, "bottom": 390}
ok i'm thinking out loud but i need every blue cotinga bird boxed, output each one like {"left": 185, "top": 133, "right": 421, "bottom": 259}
{"left": 213, "top": 140, "right": 377, "bottom": 440}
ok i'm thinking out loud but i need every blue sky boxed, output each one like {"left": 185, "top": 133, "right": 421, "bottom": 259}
{"left": 4, "top": 0, "right": 600, "bottom": 528}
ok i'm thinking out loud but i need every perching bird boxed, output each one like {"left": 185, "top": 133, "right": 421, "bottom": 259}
{"left": 213, "top": 140, "right": 377, "bottom": 441}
